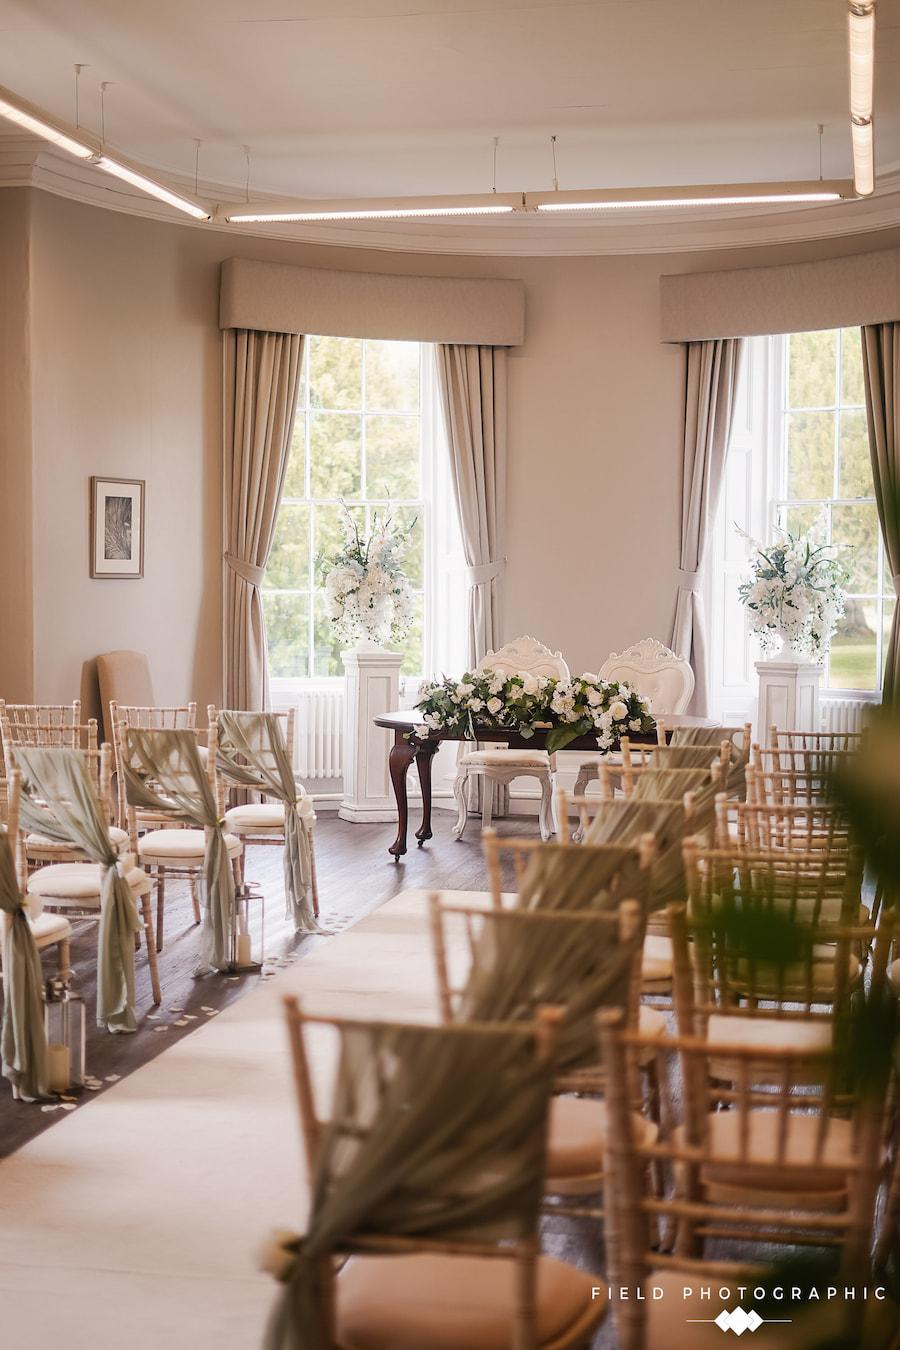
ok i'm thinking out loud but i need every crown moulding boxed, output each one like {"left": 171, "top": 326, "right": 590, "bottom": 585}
{"left": 3, "top": 135, "right": 900, "bottom": 259}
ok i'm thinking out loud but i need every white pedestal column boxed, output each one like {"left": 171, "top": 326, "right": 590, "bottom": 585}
{"left": 340, "top": 646, "right": 404, "bottom": 823}
{"left": 754, "top": 658, "right": 822, "bottom": 741}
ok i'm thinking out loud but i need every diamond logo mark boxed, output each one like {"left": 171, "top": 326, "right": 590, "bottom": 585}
{"left": 713, "top": 1307, "right": 764, "bottom": 1335}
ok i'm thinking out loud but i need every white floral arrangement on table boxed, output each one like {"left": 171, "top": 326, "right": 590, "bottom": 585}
{"left": 416, "top": 669, "right": 655, "bottom": 752}
{"left": 323, "top": 506, "right": 415, "bottom": 649}
{"left": 737, "top": 526, "right": 849, "bottom": 662}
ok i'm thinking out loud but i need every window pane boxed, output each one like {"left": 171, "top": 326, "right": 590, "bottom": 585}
{"left": 787, "top": 330, "right": 837, "bottom": 409}
{"left": 840, "top": 328, "right": 865, "bottom": 406}
{"left": 264, "top": 593, "right": 310, "bottom": 678}
{"left": 365, "top": 340, "right": 419, "bottom": 412}
{"left": 786, "top": 412, "right": 834, "bottom": 499}
{"left": 309, "top": 413, "right": 362, "bottom": 499}
{"left": 366, "top": 415, "right": 420, "bottom": 499}
{"left": 832, "top": 502, "right": 878, "bottom": 592}
{"left": 266, "top": 503, "right": 310, "bottom": 589}
{"left": 313, "top": 502, "right": 366, "bottom": 582}
{"left": 390, "top": 504, "right": 424, "bottom": 588}
{"left": 282, "top": 418, "right": 306, "bottom": 499}
{"left": 829, "top": 601, "right": 878, "bottom": 691}
{"left": 838, "top": 410, "right": 874, "bottom": 498}
{"left": 782, "top": 503, "right": 827, "bottom": 542}
{"left": 399, "top": 593, "right": 425, "bottom": 676}
{"left": 313, "top": 592, "right": 344, "bottom": 677}
{"left": 309, "top": 335, "right": 362, "bottom": 409}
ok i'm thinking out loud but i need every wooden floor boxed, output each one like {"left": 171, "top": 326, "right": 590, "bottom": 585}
{"left": 0, "top": 810, "right": 518, "bottom": 1157}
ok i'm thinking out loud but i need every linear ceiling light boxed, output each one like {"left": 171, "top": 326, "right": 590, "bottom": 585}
{"left": 0, "top": 82, "right": 98, "bottom": 159}
{"left": 848, "top": 1, "right": 876, "bottom": 195}
{"left": 527, "top": 182, "right": 851, "bottom": 212}
{"left": 96, "top": 154, "right": 211, "bottom": 219}
{"left": 225, "top": 192, "right": 520, "bottom": 223}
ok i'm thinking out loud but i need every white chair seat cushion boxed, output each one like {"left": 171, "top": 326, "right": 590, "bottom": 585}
{"left": 137, "top": 828, "right": 242, "bottom": 863}
{"left": 459, "top": 750, "right": 550, "bottom": 768}
{"left": 25, "top": 826, "right": 129, "bottom": 853}
{"left": 547, "top": 1095, "right": 658, "bottom": 1181}
{"left": 641, "top": 935, "right": 673, "bottom": 982}
{"left": 28, "top": 911, "right": 73, "bottom": 947}
{"left": 224, "top": 803, "right": 285, "bottom": 833}
{"left": 674, "top": 1108, "right": 856, "bottom": 1195}
{"left": 335, "top": 1250, "right": 604, "bottom": 1350}
{"left": 27, "top": 862, "right": 150, "bottom": 903}
{"left": 706, "top": 1013, "right": 833, "bottom": 1055}
{"left": 640, "top": 1271, "right": 898, "bottom": 1348}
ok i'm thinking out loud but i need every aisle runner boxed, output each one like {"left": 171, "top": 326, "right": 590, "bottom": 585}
{"left": 0, "top": 888, "right": 497, "bottom": 1350}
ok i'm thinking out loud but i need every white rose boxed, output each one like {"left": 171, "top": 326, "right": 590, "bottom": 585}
{"left": 628, "top": 718, "right": 642, "bottom": 732}
{"left": 468, "top": 697, "right": 485, "bottom": 712}
{"left": 521, "top": 673, "right": 539, "bottom": 696}
{"left": 586, "top": 687, "right": 603, "bottom": 707}
{"left": 609, "top": 700, "right": 628, "bottom": 721}
{"left": 486, "top": 697, "right": 503, "bottom": 715}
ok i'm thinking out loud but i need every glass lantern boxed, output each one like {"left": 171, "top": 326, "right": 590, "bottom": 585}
{"left": 231, "top": 881, "right": 264, "bottom": 970}
{"left": 44, "top": 978, "right": 86, "bottom": 1093}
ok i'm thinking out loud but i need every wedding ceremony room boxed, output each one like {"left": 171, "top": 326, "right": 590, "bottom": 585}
{"left": 3, "top": 1, "right": 900, "bottom": 1347}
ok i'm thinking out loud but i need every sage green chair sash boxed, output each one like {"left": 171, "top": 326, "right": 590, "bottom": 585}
{"left": 633, "top": 766, "right": 714, "bottom": 800}
{"left": 216, "top": 711, "right": 321, "bottom": 935}
{"left": 121, "top": 729, "right": 234, "bottom": 975}
{"left": 581, "top": 795, "right": 710, "bottom": 909}
{"left": 0, "top": 833, "right": 49, "bottom": 1099}
{"left": 267, "top": 1020, "right": 552, "bottom": 1350}
{"left": 651, "top": 744, "right": 729, "bottom": 770}
{"left": 515, "top": 840, "right": 647, "bottom": 914}
{"left": 15, "top": 746, "right": 140, "bottom": 1034}
{"left": 459, "top": 907, "right": 640, "bottom": 1073}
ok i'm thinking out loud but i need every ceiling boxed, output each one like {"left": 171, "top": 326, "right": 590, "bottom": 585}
{"left": 2, "top": 0, "right": 900, "bottom": 254}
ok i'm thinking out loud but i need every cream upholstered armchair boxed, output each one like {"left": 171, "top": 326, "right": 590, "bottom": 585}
{"left": 452, "top": 636, "right": 570, "bottom": 842}
{"left": 573, "top": 637, "right": 694, "bottom": 797}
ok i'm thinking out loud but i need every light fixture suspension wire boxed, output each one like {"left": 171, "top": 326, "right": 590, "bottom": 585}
{"left": 243, "top": 144, "right": 251, "bottom": 203}
{"left": 492, "top": 135, "right": 499, "bottom": 193}
{"left": 817, "top": 122, "right": 824, "bottom": 180}
{"left": 550, "top": 134, "right": 559, "bottom": 191}
{"left": 194, "top": 138, "right": 202, "bottom": 196}
{"left": 99, "top": 81, "right": 112, "bottom": 144}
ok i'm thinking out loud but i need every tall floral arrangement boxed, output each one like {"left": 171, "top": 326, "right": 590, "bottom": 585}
{"left": 738, "top": 526, "right": 849, "bottom": 661}
{"left": 323, "top": 506, "right": 414, "bottom": 648}
{"left": 416, "top": 669, "right": 654, "bottom": 751}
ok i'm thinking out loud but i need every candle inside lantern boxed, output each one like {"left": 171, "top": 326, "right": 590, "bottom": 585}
{"left": 236, "top": 933, "right": 253, "bottom": 967}
{"left": 47, "top": 1043, "right": 69, "bottom": 1093}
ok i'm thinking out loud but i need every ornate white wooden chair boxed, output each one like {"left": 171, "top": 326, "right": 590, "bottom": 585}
{"left": 573, "top": 638, "right": 694, "bottom": 798}
{"left": 452, "top": 636, "right": 570, "bottom": 842}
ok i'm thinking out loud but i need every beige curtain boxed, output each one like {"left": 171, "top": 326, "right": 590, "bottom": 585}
{"left": 224, "top": 329, "right": 305, "bottom": 712}
{"left": 861, "top": 323, "right": 900, "bottom": 708}
{"left": 672, "top": 338, "right": 745, "bottom": 715}
{"left": 436, "top": 343, "right": 509, "bottom": 812}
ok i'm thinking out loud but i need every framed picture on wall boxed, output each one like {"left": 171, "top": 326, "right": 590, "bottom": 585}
{"left": 90, "top": 477, "right": 145, "bottom": 578}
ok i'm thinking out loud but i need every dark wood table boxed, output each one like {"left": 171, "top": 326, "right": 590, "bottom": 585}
{"left": 373, "top": 710, "right": 717, "bottom": 858}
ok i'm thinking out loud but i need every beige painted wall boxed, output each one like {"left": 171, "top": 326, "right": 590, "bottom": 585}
{"left": 0, "top": 190, "right": 34, "bottom": 700}
{"left": 15, "top": 190, "right": 900, "bottom": 702}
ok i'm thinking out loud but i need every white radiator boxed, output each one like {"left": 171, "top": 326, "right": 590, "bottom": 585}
{"left": 820, "top": 697, "right": 874, "bottom": 735}
{"left": 272, "top": 687, "right": 344, "bottom": 779}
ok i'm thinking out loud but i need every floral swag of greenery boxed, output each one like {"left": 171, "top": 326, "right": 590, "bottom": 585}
{"left": 416, "top": 670, "right": 655, "bottom": 752}
{"left": 323, "top": 505, "right": 415, "bottom": 648}
{"left": 737, "top": 525, "right": 849, "bottom": 662}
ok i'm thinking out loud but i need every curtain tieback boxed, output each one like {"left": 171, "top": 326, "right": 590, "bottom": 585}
{"left": 467, "top": 558, "right": 506, "bottom": 586}
{"left": 678, "top": 568, "right": 701, "bottom": 588}
{"left": 893, "top": 573, "right": 900, "bottom": 598}
{"left": 225, "top": 553, "right": 265, "bottom": 587}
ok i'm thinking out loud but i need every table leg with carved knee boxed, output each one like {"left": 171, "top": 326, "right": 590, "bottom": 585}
{"left": 388, "top": 733, "right": 417, "bottom": 858}
{"left": 414, "top": 738, "right": 440, "bottom": 846}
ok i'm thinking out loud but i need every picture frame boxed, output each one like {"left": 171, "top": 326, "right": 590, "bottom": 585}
{"left": 90, "top": 476, "right": 145, "bottom": 579}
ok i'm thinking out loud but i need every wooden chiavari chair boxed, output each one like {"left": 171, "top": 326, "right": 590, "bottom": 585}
{"left": 121, "top": 722, "right": 243, "bottom": 951}
{"left": 768, "top": 723, "right": 865, "bottom": 758}
{"left": 0, "top": 768, "right": 71, "bottom": 979}
{"left": 3, "top": 722, "right": 128, "bottom": 871}
{"left": 109, "top": 700, "right": 199, "bottom": 828}
{"left": 0, "top": 701, "right": 84, "bottom": 766}
{"left": 598, "top": 1010, "right": 895, "bottom": 1349}
{"left": 719, "top": 784, "right": 854, "bottom": 856}
{"left": 749, "top": 742, "right": 857, "bottom": 807}
{"left": 278, "top": 997, "right": 607, "bottom": 1350}
{"left": 20, "top": 745, "right": 160, "bottom": 1003}
{"left": 207, "top": 705, "right": 320, "bottom": 915}
{"left": 429, "top": 894, "right": 654, "bottom": 1208}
